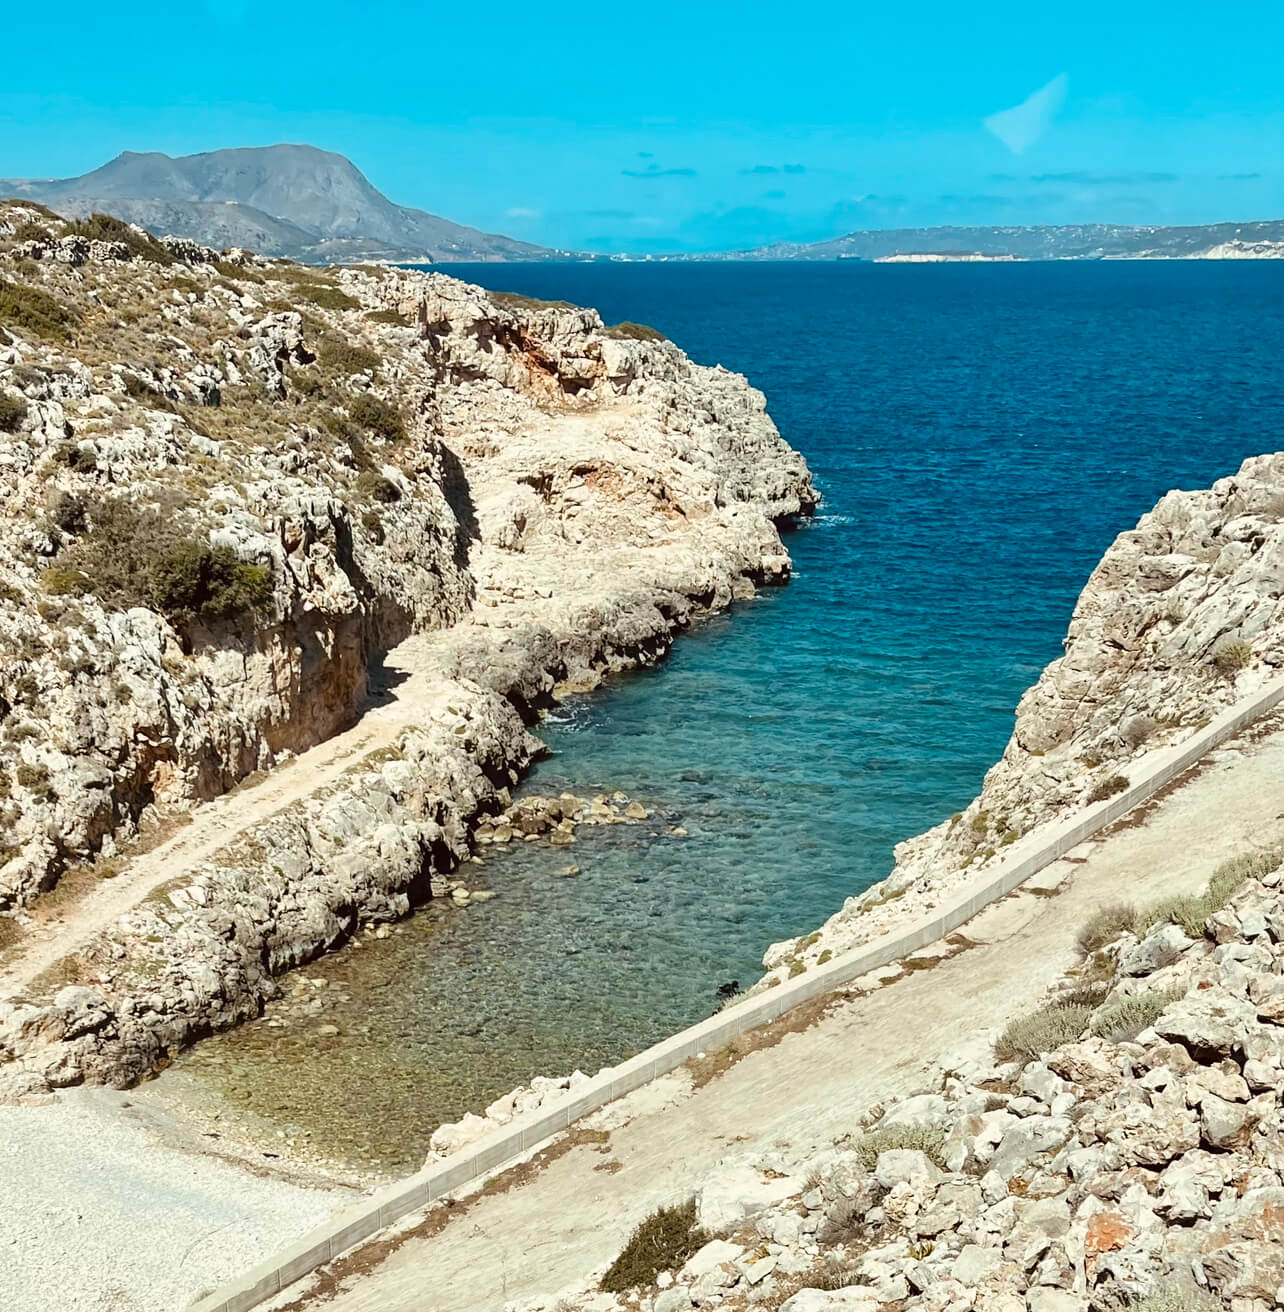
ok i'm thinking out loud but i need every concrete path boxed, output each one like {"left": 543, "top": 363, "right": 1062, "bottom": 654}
{"left": 282, "top": 722, "right": 1284, "bottom": 1312}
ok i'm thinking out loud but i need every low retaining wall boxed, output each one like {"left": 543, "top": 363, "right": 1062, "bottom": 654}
{"left": 191, "top": 675, "right": 1284, "bottom": 1312}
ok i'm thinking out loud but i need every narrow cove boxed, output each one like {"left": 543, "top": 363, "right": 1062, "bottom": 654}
{"left": 148, "top": 260, "right": 1284, "bottom": 1175}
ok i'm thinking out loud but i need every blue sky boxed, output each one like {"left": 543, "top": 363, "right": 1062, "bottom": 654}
{"left": 3, "top": 1, "right": 1283, "bottom": 252}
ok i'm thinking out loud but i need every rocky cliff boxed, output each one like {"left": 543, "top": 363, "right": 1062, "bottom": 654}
{"left": 0, "top": 202, "right": 814, "bottom": 1094}
{"left": 767, "top": 456, "right": 1284, "bottom": 979}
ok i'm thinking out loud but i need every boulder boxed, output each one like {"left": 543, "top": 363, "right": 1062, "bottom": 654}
{"left": 696, "top": 1166, "right": 802, "bottom": 1231}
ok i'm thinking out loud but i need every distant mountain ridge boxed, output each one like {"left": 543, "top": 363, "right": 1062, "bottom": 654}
{"left": 4, "top": 145, "right": 1283, "bottom": 263}
{"left": 728, "top": 220, "right": 1284, "bottom": 261}
{"left": 0, "top": 144, "right": 564, "bottom": 263}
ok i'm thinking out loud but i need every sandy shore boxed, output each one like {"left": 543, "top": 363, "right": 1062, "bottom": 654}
{"left": 0, "top": 1087, "right": 352, "bottom": 1312}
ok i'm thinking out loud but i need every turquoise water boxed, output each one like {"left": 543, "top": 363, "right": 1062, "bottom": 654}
{"left": 168, "top": 262, "right": 1284, "bottom": 1166}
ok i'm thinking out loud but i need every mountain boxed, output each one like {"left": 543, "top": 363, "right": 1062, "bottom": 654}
{"left": 726, "top": 219, "right": 1284, "bottom": 261}
{"left": 0, "top": 144, "right": 567, "bottom": 263}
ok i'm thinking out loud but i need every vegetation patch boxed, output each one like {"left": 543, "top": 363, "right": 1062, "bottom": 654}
{"left": 1136, "top": 848, "right": 1281, "bottom": 938}
{"left": 10, "top": 219, "right": 54, "bottom": 245}
{"left": 850, "top": 1123, "right": 947, "bottom": 1169}
{"left": 1131, "top": 1284, "right": 1224, "bottom": 1312}
{"left": 366, "top": 308, "right": 411, "bottom": 326}
{"left": 299, "top": 284, "right": 359, "bottom": 312}
{"left": 355, "top": 470, "right": 401, "bottom": 504}
{"left": 994, "top": 1001, "right": 1093, "bottom": 1063}
{"left": 604, "top": 320, "right": 666, "bottom": 342}
{"left": 1210, "top": 637, "right": 1252, "bottom": 677}
{"left": 0, "top": 391, "right": 27, "bottom": 432}
{"left": 490, "top": 290, "right": 575, "bottom": 312}
{"left": 66, "top": 213, "right": 175, "bottom": 265}
{"left": 319, "top": 338, "right": 380, "bottom": 377}
{"left": 1087, "top": 774, "right": 1129, "bottom": 803}
{"left": 213, "top": 259, "right": 265, "bottom": 283}
{"left": 600, "top": 1199, "right": 708, "bottom": 1293}
{"left": 3, "top": 198, "right": 59, "bottom": 219}
{"left": 0, "top": 278, "right": 79, "bottom": 342}
{"left": 42, "top": 497, "right": 272, "bottom": 631}
{"left": 1090, "top": 987, "right": 1184, "bottom": 1043}
{"left": 348, "top": 392, "right": 405, "bottom": 441}
{"left": 1077, "top": 902, "right": 1139, "bottom": 955}
{"left": 122, "top": 373, "right": 177, "bottom": 412}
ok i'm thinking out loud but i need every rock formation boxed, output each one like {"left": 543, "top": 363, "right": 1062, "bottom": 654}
{"left": 767, "top": 455, "right": 1284, "bottom": 980}
{"left": 0, "top": 202, "right": 814, "bottom": 1095}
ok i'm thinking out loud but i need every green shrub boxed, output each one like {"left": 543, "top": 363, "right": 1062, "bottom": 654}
{"left": 355, "top": 469, "right": 401, "bottom": 504}
{"left": 850, "top": 1124, "right": 947, "bottom": 1170}
{"left": 66, "top": 213, "right": 175, "bottom": 265}
{"left": 48, "top": 491, "right": 88, "bottom": 535}
{"left": 290, "top": 368, "right": 327, "bottom": 399}
{"left": 1211, "top": 638, "right": 1252, "bottom": 677}
{"left": 149, "top": 542, "right": 273, "bottom": 627}
{"left": 1091, "top": 987, "right": 1184, "bottom": 1043}
{"left": 15, "top": 762, "right": 54, "bottom": 801}
{"left": 994, "top": 1002, "right": 1093, "bottom": 1063}
{"left": 0, "top": 278, "right": 78, "bottom": 341}
{"left": 51, "top": 442, "right": 97, "bottom": 473}
{"left": 319, "top": 338, "right": 380, "bottom": 377}
{"left": 1087, "top": 774, "right": 1129, "bottom": 803}
{"left": 1061, "top": 978, "right": 1115, "bottom": 1008}
{"left": 300, "top": 284, "right": 359, "bottom": 311}
{"left": 600, "top": 1200, "right": 707, "bottom": 1293}
{"left": 348, "top": 392, "right": 405, "bottom": 441}
{"left": 604, "top": 321, "right": 665, "bottom": 342}
{"left": 1121, "top": 714, "right": 1158, "bottom": 749}
{"left": 0, "top": 391, "right": 27, "bottom": 432}
{"left": 43, "top": 497, "right": 272, "bottom": 632}
{"left": 1077, "top": 902, "right": 1139, "bottom": 955}
{"left": 41, "top": 563, "right": 86, "bottom": 595}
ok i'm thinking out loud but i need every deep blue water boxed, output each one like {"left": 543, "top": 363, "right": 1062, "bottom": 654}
{"left": 172, "top": 262, "right": 1284, "bottom": 1165}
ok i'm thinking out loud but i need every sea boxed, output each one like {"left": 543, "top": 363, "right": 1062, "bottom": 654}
{"left": 161, "top": 260, "right": 1284, "bottom": 1171}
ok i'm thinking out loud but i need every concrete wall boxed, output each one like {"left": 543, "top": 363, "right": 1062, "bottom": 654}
{"left": 190, "top": 676, "right": 1284, "bottom": 1312}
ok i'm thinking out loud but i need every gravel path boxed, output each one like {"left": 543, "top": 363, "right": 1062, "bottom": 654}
{"left": 0, "top": 1088, "right": 347, "bottom": 1312}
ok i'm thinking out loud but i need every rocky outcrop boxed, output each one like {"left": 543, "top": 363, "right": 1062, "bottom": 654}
{"left": 518, "top": 856, "right": 1284, "bottom": 1312}
{"left": 767, "top": 455, "right": 1284, "bottom": 979}
{"left": 0, "top": 203, "right": 814, "bottom": 1093}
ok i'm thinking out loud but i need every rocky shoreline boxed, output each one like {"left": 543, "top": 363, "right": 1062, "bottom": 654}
{"left": 0, "top": 202, "right": 815, "bottom": 1098}
{"left": 761, "top": 454, "right": 1284, "bottom": 988}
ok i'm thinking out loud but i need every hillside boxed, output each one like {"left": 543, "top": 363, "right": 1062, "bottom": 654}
{"left": 0, "top": 202, "right": 814, "bottom": 1097}
{"left": 0, "top": 145, "right": 566, "bottom": 263}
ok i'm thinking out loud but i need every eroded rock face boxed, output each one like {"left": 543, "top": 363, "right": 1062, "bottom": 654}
{"left": 0, "top": 204, "right": 815, "bottom": 1091}
{"left": 766, "top": 453, "right": 1284, "bottom": 978}
{"left": 512, "top": 868, "right": 1284, "bottom": 1312}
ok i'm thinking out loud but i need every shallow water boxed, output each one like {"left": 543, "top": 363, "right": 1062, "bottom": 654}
{"left": 164, "top": 261, "right": 1284, "bottom": 1168}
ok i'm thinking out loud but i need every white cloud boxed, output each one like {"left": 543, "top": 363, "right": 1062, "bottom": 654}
{"left": 984, "top": 74, "right": 1068, "bottom": 154}
{"left": 505, "top": 207, "right": 541, "bottom": 219}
